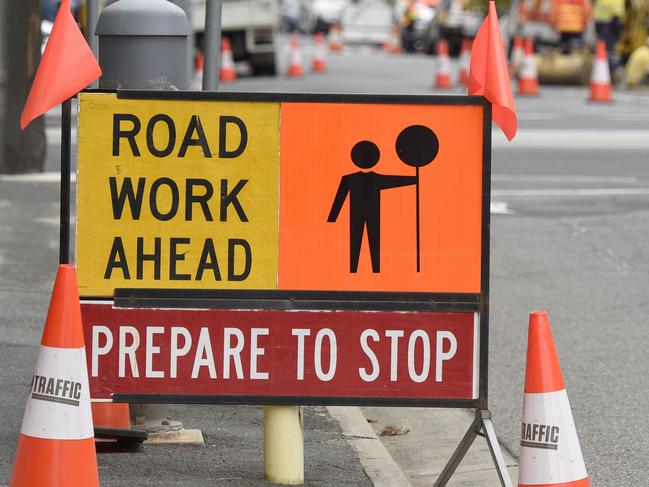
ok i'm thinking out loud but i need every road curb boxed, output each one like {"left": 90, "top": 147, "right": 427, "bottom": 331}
{"left": 327, "top": 406, "right": 413, "bottom": 487}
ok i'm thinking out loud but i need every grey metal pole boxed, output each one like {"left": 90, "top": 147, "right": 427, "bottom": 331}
{"left": 87, "top": 0, "right": 99, "bottom": 88}
{"left": 202, "top": 0, "right": 222, "bottom": 91}
{"left": 169, "top": 0, "right": 193, "bottom": 90}
{"left": 87, "top": 0, "right": 99, "bottom": 56}
{"left": 0, "top": 0, "right": 6, "bottom": 163}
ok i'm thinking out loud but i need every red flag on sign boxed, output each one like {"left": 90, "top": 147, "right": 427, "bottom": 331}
{"left": 20, "top": 0, "right": 102, "bottom": 129}
{"left": 468, "top": 1, "right": 517, "bottom": 141}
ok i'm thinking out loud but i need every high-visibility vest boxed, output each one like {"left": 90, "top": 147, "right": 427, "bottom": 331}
{"left": 553, "top": 0, "right": 590, "bottom": 33}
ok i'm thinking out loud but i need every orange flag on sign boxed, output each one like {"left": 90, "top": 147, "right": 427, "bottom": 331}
{"left": 468, "top": 1, "right": 517, "bottom": 141}
{"left": 20, "top": 0, "right": 101, "bottom": 129}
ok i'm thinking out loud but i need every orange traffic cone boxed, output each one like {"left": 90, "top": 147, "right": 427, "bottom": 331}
{"left": 383, "top": 25, "right": 401, "bottom": 54}
{"left": 328, "top": 24, "right": 343, "bottom": 53}
{"left": 519, "top": 311, "right": 590, "bottom": 487}
{"left": 510, "top": 36, "right": 524, "bottom": 76}
{"left": 287, "top": 34, "right": 304, "bottom": 77}
{"left": 518, "top": 38, "right": 539, "bottom": 95}
{"left": 195, "top": 50, "right": 204, "bottom": 71}
{"left": 312, "top": 32, "right": 327, "bottom": 73}
{"left": 10, "top": 265, "right": 99, "bottom": 487}
{"left": 458, "top": 38, "right": 472, "bottom": 85}
{"left": 589, "top": 40, "right": 613, "bottom": 103}
{"left": 220, "top": 37, "right": 237, "bottom": 82}
{"left": 92, "top": 403, "right": 131, "bottom": 430}
{"left": 434, "top": 39, "right": 453, "bottom": 89}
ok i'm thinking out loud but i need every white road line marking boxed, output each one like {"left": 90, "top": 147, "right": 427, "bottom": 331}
{"left": 34, "top": 217, "right": 60, "bottom": 226}
{"left": 518, "top": 112, "right": 561, "bottom": 120}
{"left": 611, "top": 93, "right": 649, "bottom": 105}
{"left": 493, "top": 188, "right": 649, "bottom": 197}
{"left": 491, "top": 201, "right": 513, "bottom": 214}
{"left": 0, "top": 172, "right": 76, "bottom": 183}
{"left": 45, "top": 127, "right": 76, "bottom": 141}
{"left": 493, "top": 175, "right": 640, "bottom": 183}
{"left": 607, "top": 114, "right": 649, "bottom": 121}
{"left": 493, "top": 129, "right": 649, "bottom": 149}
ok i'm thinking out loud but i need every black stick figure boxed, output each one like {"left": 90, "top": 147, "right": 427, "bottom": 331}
{"left": 327, "top": 141, "right": 417, "bottom": 273}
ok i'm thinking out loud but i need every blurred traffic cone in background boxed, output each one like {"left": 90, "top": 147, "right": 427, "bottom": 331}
{"left": 10, "top": 265, "right": 99, "bottom": 487}
{"left": 195, "top": 50, "right": 204, "bottom": 71}
{"left": 589, "top": 40, "right": 613, "bottom": 102}
{"left": 312, "top": 32, "right": 327, "bottom": 73}
{"left": 92, "top": 403, "right": 131, "bottom": 430}
{"left": 434, "top": 39, "right": 453, "bottom": 89}
{"left": 458, "top": 38, "right": 472, "bottom": 85}
{"left": 328, "top": 24, "right": 343, "bottom": 53}
{"left": 518, "top": 311, "right": 590, "bottom": 487}
{"left": 287, "top": 34, "right": 304, "bottom": 77}
{"left": 510, "top": 36, "right": 524, "bottom": 76}
{"left": 518, "top": 38, "right": 539, "bottom": 95}
{"left": 220, "top": 37, "right": 237, "bottom": 82}
{"left": 383, "top": 25, "right": 401, "bottom": 54}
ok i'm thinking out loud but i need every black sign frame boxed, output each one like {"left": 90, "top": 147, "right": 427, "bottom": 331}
{"left": 60, "top": 90, "right": 514, "bottom": 487}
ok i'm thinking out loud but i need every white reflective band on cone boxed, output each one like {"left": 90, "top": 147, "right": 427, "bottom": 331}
{"left": 461, "top": 52, "right": 470, "bottom": 71}
{"left": 21, "top": 346, "right": 94, "bottom": 440}
{"left": 512, "top": 48, "right": 524, "bottom": 67}
{"left": 438, "top": 57, "right": 451, "bottom": 73}
{"left": 519, "top": 389, "right": 587, "bottom": 485}
{"left": 520, "top": 58, "right": 537, "bottom": 79}
{"left": 591, "top": 60, "right": 611, "bottom": 83}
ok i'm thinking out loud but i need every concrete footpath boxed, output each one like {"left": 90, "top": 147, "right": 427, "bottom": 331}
{"left": 353, "top": 407, "right": 519, "bottom": 486}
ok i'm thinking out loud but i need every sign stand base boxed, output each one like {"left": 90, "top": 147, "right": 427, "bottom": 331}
{"left": 434, "top": 409, "right": 513, "bottom": 487}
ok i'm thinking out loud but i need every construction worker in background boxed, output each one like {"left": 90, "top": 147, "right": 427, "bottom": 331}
{"left": 625, "top": 37, "right": 649, "bottom": 86}
{"left": 519, "top": 0, "right": 553, "bottom": 22}
{"left": 401, "top": 0, "right": 418, "bottom": 53}
{"left": 551, "top": 0, "right": 592, "bottom": 52}
{"left": 618, "top": 0, "right": 648, "bottom": 64}
{"left": 593, "top": 0, "right": 625, "bottom": 72}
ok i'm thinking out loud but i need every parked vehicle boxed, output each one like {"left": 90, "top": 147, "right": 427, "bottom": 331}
{"left": 340, "top": 0, "right": 393, "bottom": 46}
{"left": 298, "top": 0, "right": 349, "bottom": 33}
{"left": 192, "top": 0, "right": 280, "bottom": 75}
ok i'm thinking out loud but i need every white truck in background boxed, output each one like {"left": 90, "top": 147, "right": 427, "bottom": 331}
{"left": 191, "top": 0, "right": 280, "bottom": 75}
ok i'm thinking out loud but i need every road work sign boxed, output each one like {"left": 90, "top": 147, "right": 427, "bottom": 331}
{"left": 75, "top": 91, "right": 490, "bottom": 407}
{"left": 77, "top": 95, "right": 280, "bottom": 296}
{"left": 76, "top": 92, "right": 486, "bottom": 298}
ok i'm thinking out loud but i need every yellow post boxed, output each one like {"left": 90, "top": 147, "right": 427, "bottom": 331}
{"left": 263, "top": 405, "right": 304, "bottom": 485}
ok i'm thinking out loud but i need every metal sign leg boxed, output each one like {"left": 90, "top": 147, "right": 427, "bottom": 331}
{"left": 480, "top": 410, "right": 513, "bottom": 487}
{"left": 434, "top": 409, "right": 513, "bottom": 487}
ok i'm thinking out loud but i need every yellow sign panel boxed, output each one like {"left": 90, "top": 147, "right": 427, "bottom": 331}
{"left": 76, "top": 93, "right": 280, "bottom": 297}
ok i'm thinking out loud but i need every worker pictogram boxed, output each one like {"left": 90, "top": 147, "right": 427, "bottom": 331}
{"left": 327, "top": 140, "right": 417, "bottom": 273}
{"left": 327, "top": 125, "right": 439, "bottom": 274}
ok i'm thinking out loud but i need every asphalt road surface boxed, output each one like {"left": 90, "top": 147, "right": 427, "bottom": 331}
{"left": 6, "top": 39, "right": 649, "bottom": 485}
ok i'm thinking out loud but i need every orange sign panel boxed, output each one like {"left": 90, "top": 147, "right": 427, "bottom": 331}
{"left": 277, "top": 102, "right": 484, "bottom": 293}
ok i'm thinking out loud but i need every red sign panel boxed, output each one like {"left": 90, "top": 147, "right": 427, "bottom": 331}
{"left": 82, "top": 303, "right": 478, "bottom": 402}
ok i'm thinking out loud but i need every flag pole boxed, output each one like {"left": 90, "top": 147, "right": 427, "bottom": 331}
{"left": 59, "top": 98, "right": 71, "bottom": 265}
{"left": 416, "top": 167, "right": 420, "bottom": 272}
